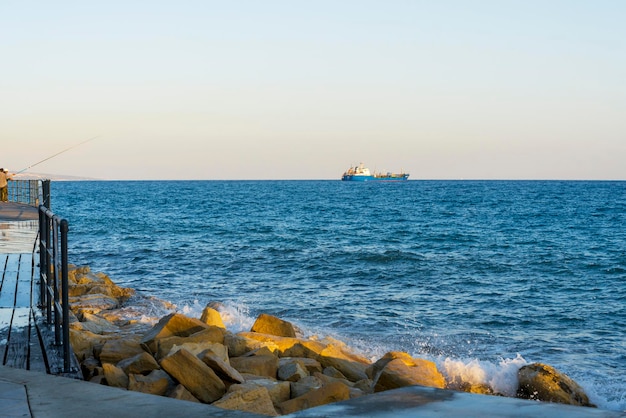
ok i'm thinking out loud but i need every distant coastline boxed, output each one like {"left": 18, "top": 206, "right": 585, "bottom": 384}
{"left": 11, "top": 172, "right": 99, "bottom": 181}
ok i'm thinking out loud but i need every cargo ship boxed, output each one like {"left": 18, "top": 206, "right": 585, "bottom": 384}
{"left": 341, "top": 163, "right": 409, "bottom": 181}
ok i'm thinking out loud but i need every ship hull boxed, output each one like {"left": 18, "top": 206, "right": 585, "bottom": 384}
{"left": 341, "top": 174, "right": 409, "bottom": 181}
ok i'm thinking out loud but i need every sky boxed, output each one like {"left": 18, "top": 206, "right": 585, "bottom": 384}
{"left": 1, "top": 1, "right": 625, "bottom": 180}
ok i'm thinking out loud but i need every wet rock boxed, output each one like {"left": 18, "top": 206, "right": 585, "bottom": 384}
{"left": 517, "top": 363, "right": 595, "bottom": 407}
{"left": 200, "top": 305, "right": 226, "bottom": 329}
{"left": 251, "top": 313, "right": 296, "bottom": 338}
{"left": 454, "top": 381, "right": 495, "bottom": 395}
{"left": 372, "top": 354, "right": 446, "bottom": 392}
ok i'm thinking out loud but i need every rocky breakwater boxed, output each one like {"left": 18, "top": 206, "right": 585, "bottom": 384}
{"left": 67, "top": 265, "right": 596, "bottom": 416}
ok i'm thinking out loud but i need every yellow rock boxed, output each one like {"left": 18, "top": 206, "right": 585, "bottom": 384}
{"left": 517, "top": 363, "right": 595, "bottom": 407}
{"left": 199, "top": 306, "right": 226, "bottom": 328}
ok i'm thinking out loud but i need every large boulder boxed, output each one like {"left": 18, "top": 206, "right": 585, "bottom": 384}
{"left": 159, "top": 348, "right": 226, "bottom": 403}
{"left": 200, "top": 305, "right": 226, "bottom": 329}
{"left": 141, "top": 313, "right": 211, "bottom": 354}
{"left": 517, "top": 363, "right": 595, "bottom": 407}
{"left": 251, "top": 313, "right": 297, "bottom": 338}
{"left": 372, "top": 353, "right": 445, "bottom": 392}
{"left": 213, "top": 384, "right": 279, "bottom": 416}
{"left": 279, "top": 381, "right": 351, "bottom": 415}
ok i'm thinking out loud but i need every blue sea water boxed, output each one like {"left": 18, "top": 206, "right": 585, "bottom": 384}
{"left": 51, "top": 180, "right": 625, "bottom": 410}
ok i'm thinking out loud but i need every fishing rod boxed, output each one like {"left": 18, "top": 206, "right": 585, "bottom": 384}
{"left": 14, "top": 136, "right": 99, "bottom": 175}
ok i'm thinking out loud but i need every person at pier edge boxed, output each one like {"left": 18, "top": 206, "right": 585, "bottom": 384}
{"left": 0, "top": 168, "right": 12, "bottom": 202}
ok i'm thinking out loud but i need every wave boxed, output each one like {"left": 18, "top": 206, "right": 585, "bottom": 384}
{"left": 171, "top": 298, "right": 623, "bottom": 412}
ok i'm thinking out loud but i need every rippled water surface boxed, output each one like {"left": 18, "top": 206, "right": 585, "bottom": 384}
{"left": 52, "top": 180, "right": 626, "bottom": 410}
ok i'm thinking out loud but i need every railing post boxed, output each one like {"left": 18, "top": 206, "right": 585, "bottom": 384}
{"left": 52, "top": 217, "right": 61, "bottom": 346}
{"left": 38, "top": 206, "right": 46, "bottom": 308}
{"left": 42, "top": 180, "right": 51, "bottom": 209}
{"left": 45, "top": 214, "right": 53, "bottom": 323}
{"left": 60, "top": 219, "right": 70, "bottom": 372}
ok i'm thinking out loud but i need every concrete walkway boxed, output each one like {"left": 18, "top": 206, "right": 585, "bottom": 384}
{"left": 0, "top": 202, "right": 39, "bottom": 253}
{"left": 1, "top": 365, "right": 623, "bottom": 418}
{"left": 0, "top": 365, "right": 257, "bottom": 418}
{"left": 0, "top": 202, "right": 39, "bottom": 222}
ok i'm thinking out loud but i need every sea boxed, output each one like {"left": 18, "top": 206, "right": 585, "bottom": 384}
{"left": 51, "top": 180, "right": 625, "bottom": 411}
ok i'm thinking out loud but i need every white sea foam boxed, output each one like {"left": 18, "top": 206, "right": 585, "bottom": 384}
{"left": 438, "top": 354, "right": 528, "bottom": 397}
{"left": 179, "top": 299, "right": 205, "bottom": 318}
{"left": 110, "top": 295, "right": 176, "bottom": 325}
{"left": 179, "top": 299, "right": 255, "bottom": 333}
{"left": 217, "top": 302, "right": 255, "bottom": 333}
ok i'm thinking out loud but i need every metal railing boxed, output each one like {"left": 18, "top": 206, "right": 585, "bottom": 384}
{"left": 7, "top": 179, "right": 50, "bottom": 208}
{"left": 38, "top": 205, "right": 72, "bottom": 373}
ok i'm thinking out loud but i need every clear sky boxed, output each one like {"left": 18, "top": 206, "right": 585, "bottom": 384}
{"left": 1, "top": 1, "right": 625, "bottom": 180}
